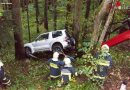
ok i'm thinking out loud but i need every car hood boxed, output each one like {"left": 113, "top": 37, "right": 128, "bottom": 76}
{"left": 24, "top": 42, "right": 32, "bottom": 47}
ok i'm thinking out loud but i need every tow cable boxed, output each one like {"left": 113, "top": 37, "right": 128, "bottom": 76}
{"left": 28, "top": 53, "right": 49, "bottom": 70}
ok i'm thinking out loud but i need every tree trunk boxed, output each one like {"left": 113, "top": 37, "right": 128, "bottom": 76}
{"left": 73, "top": 0, "right": 82, "bottom": 46}
{"left": 53, "top": 0, "right": 57, "bottom": 30}
{"left": 85, "top": 0, "right": 91, "bottom": 19}
{"left": 35, "top": 0, "right": 39, "bottom": 33}
{"left": 65, "top": 0, "right": 73, "bottom": 34}
{"left": 12, "top": 0, "right": 26, "bottom": 60}
{"left": 26, "top": 5, "right": 31, "bottom": 42}
{"left": 90, "top": 0, "right": 112, "bottom": 48}
{"left": 21, "top": 0, "right": 29, "bottom": 11}
{"left": 97, "top": 0, "right": 103, "bottom": 5}
{"left": 98, "top": 5, "right": 115, "bottom": 44}
{"left": 44, "top": 0, "right": 48, "bottom": 31}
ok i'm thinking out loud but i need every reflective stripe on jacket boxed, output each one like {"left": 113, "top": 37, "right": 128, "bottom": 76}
{"left": 61, "top": 67, "right": 75, "bottom": 83}
{"left": 48, "top": 59, "right": 64, "bottom": 78}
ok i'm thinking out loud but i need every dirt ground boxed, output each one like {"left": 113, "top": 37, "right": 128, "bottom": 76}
{"left": 103, "top": 63, "right": 130, "bottom": 90}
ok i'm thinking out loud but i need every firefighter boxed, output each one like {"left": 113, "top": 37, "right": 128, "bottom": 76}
{"left": 96, "top": 44, "right": 112, "bottom": 78}
{"left": 48, "top": 52, "right": 65, "bottom": 80}
{"left": 60, "top": 57, "right": 77, "bottom": 85}
{"left": 0, "top": 61, "right": 11, "bottom": 87}
{"left": 64, "top": 55, "right": 75, "bottom": 62}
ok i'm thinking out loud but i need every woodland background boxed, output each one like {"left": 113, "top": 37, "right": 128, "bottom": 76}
{"left": 0, "top": 0, "right": 130, "bottom": 90}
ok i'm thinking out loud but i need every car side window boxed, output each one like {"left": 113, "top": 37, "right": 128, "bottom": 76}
{"left": 37, "top": 33, "right": 49, "bottom": 41}
{"left": 52, "top": 31, "right": 62, "bottom": 38}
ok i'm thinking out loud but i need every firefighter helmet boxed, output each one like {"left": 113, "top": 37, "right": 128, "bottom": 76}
{"left": 101, "top": 44, "right": 109, "bottom": 53}
{"left": 64, "top": 58, "right": 71, "bottom": 65}
{"left": 52, "top": 52, "right": 59, "bottom": 61}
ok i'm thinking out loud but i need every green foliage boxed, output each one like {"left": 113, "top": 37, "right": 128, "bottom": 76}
{"left": 63, "top": 81, "right": 99, "bottom": 90}
{"left": 76, "top": 52, "right": 97, "bottom": 79}
{"left": 1, "top": 0, "right": 130, "bottom": 89}
{"left": 111, "top": 48, "right": 130, "bottom": 68}
{"left": 76, "top": 40, "right": 113, "bottom": 87}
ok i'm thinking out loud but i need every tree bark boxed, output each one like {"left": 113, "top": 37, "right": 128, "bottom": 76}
{"left": 85, "top": 0, "right": 91, "bottom": 19}
{"left": 90, "top": 0, "right": 112, "bottom": 48}
{"left": 73, "top": 0, "right": 82, "bottom": 45}
{"left": 53, "top": 0, "right": 57, "bottom": 30}
{"left": 12, "top": 0, "right": 26, "bottom": 60}
{"left": 35, "top": 0, "right": 39, "bottom": 33}
{"left": 98, "top": 5, "right": 115, "bottom": 44}
{"left": 65, "top": 0, "right": 73, "bottom": 34}
{"left": 21, "top": 0, "right": 29, "bottom": 11}
{"left": 44, "top": 0, "right": 48, "bottom": 31}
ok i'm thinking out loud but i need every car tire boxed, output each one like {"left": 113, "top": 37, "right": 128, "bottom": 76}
{"left": 52, "top": 43, "right": 63, "bottom": 53}
{"left": 25, "top": 47, "right": 32, "bottom": 57}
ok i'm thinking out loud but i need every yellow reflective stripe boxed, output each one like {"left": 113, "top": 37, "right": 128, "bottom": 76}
{"left": 93, "top": 75, "right": 105, "bottom": 79}
{"left": 2, "top": 80, "right": 11, "bottom": 85}
{"left": 61, "top": 72, "right": 71, "bottom": 76}
{"left": 50, "top": 63, "right": 59, "bottom": 68}
{"left": 96, "top": 60, "right": 110, "bottom": 66}
{"left": 3, "top": 77, "right": 6, "bottom": 80}
{"left": 50, "top": 75, "right": 60, "bottom": 78}
{"left": 61, "top": 72, "right": 71, "bottom": 81}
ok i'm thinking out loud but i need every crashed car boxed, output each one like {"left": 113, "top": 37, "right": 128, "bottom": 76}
{"left": 24, "top": 29, "right": 75, "bottom": 56}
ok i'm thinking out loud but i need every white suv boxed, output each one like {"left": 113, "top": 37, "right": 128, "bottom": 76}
{"left": 24, "top": 29, "right": 75, "bottom": 56}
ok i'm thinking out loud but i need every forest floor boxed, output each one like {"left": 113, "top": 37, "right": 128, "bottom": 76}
{"left": 0, "top": 45, "right": 130, "bottom": 90}
{"left": 103, "top": 43, "right": 130, "bottom": 90}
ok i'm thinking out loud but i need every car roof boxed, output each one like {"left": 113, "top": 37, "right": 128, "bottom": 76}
{"left": 51, "top": 29, "right": 66, "bottom": 32}
{"left": 39, "top": 29, "right": 66, "bottom": 35}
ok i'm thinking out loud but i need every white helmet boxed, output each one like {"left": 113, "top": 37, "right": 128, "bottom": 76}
{"left": 101, "top": 44, "right": 109, "bottom": 53}
{"left": 52, "top": 52, "right": 59, "bottom": 61}
{"left": 64, "top": 58, "right": 71, "bottom": 65}
{"left": 0, "top": 61, "right": 3, "bottom": 67}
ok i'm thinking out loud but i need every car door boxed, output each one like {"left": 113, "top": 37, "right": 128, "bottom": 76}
{"left": 32, "top": 33, "right": 49, "bottom": 52}
{"left": 42, "top": 32, "right": 52, "bottom": 50}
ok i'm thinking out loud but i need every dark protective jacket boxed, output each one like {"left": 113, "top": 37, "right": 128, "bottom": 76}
{"left": 48, "top": 59, "right": 65, "bottom": 78}
{"left": 0, "top": 67, "right": 4, "bottom": 81}
{"left": 0, "top": 66, "right": 11, "bottom": 86}
{"left": 61, "top": 65, "right": 75, "bottom": 84}
{"left": 95, "top": 52, "right": 112, "bottom": 77}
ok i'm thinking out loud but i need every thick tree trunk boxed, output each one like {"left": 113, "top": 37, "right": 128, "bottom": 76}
{"left": 21, "top": 0, "right": 29, "bottom": 11}
{"left": 12, "top": 0, "right": 26, "bottom": 60}
{"left": 35, "top": 0, "right": 39, "bottom": 33}
{"left": 53, "top": 0, "right": 57, "bottom": 30}
{"left": 90, "top": 0, "right": 112, "bottom": 47}
{"left": 98, "top": 6, "right": 115, "bottom": 44}
{"left": 65, "top": 0, "right": 72, "bottom": 33}
{"left": 73, "top": 0, "right": 82, "bottom": 45}
{"left": 44, "top": 0, "right": 48, "bottom": 31}
{"left": 85, "top": 0, "right": 91, "bottom": 19}
{"left": 26, "top": 5, "right": 31, "bottom": 42}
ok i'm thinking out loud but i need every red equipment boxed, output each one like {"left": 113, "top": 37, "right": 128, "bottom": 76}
{"left": 116, "top": 1, "right": 121, "bottom": 8}
{"left": 102, "top": 18, "right": 130, "bottom": 47}
{"left": 102, "top": 30, "right": 130, "bottom": 47}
